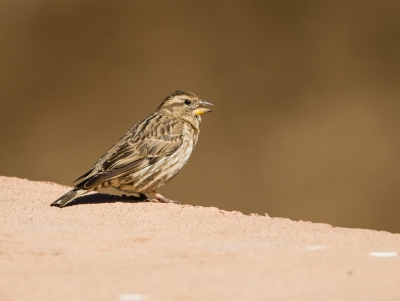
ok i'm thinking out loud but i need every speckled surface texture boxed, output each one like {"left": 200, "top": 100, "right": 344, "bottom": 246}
{"left": 0, "top": 175, "right": 399, "bottom": 301}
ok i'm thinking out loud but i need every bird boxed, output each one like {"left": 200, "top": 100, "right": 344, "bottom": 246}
{"left": 51, "top": 90, "right": 213, "bottom": 208}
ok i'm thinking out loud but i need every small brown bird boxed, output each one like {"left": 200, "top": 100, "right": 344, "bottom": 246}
{"left": 51, "top": 90, "right": 213, "bottom": 208}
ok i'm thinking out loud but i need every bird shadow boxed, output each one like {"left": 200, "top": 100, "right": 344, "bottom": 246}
{"left": 58, "top": 193, "right": 148, "bottom": 208}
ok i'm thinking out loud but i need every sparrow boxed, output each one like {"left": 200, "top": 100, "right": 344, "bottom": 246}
{"left": 51, "top": 90, "right": 213, "bottom": 208}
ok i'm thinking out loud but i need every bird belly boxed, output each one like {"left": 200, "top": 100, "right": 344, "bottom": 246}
{"left": 118, "top": 128, "right": 197, "bottom": 193}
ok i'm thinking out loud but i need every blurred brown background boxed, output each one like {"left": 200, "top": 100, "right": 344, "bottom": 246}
{"left": 1, "top": 0, "right": 399, "bottom": 232}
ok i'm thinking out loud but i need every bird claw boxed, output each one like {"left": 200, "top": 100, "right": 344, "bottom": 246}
{"left": 146, "top": 198, "right": 161, "bottom": 203}
{"left": 166, "top": 199, "right": 181, "bottom": 204}
{"left": 146, "top": 198, "right": 180, "bottom": 204}
{"left": 146, "top": 192, "right": 181, "bottom": 204}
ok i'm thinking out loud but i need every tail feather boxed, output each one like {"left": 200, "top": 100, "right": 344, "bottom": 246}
{"left": 51, "top": 189, "right": 86, "bottom": 208}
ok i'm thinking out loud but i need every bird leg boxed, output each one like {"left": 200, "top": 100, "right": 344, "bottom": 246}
{"left": 143, "top": 191, "right": 180, "bottom": 204}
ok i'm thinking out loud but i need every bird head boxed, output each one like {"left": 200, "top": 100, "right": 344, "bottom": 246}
{"left": 157, "top": 90, "right": 213, "bottom": 127}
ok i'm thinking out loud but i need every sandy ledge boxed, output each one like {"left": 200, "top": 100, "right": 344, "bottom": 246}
{"left": 0, "top": 175, "right": 399, "bottom": 301}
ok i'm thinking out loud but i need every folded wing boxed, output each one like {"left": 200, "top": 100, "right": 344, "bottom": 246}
{"left": 75, "top": 113, "right": 184, "bottom": 190}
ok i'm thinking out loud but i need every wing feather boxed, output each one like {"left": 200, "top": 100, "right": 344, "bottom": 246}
{"left": 74, "top": 113, "right": 183, "bottom": 190}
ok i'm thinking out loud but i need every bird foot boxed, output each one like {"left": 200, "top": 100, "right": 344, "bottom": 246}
{"left": 154, "top": 191, "right": 181, "bottom": 204}
{"left": 139, "top": 192, "right": 180, "bottom": 204}
{"left": 146, "top": 198, "right": 180, "bottom": 204}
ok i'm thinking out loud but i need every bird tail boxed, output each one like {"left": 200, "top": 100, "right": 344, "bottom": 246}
{"left": 51, "top": 189, "right": 86, "bottom": 208}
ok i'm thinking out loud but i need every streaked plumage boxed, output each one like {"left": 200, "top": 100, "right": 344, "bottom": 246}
{"left": 51, "top": 90, "right": 213, "bottom": 208}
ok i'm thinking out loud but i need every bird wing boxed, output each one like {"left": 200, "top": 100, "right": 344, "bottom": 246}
{"left": 75, "top": 113, "right": 184, "bottom": 190}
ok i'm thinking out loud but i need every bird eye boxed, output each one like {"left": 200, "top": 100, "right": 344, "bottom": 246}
{"left": 184, "top": 99, "right": 192, "bottom": 105}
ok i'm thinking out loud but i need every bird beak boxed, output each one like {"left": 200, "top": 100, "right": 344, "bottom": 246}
{"left": 193, "top": 100, "right": 214, "bottom": 115}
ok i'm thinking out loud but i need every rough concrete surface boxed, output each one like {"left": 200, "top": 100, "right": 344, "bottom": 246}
{"left": 0, "top": 175, "right": 399, "bottom": 301}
